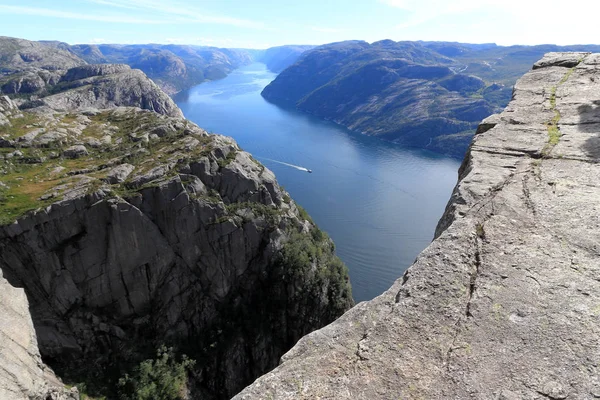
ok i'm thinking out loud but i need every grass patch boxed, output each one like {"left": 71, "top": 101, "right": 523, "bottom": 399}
{"left": 0, "top": 163, "right": 63, "bottom": 224}
{"left": 541, "top": 62, "right": 581, "bottom": 157}
{"left": 296, "top": 204, "right": 313, "bottom": 224}
{"left": 0, "top": 112, "right": 40, "bottom": 140}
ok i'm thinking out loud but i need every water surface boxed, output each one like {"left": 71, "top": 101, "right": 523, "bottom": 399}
{"left": 175, "top": 63, "right": 461, "bottom": 302}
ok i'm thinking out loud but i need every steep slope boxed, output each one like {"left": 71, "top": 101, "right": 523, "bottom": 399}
{"left": 263, "top": 40, "right": 600, "bottom": 158}
{"left": 0, "top": 266, "right": 78, "bottom": 400}
{"left": 236, "top": 53, "right": 600, "bottom": 399}
{"left": 0, "top": 40, "right": 352, "bottom": 399}
{"left": 262, "top": 40, "right": 495, "bottom": 157}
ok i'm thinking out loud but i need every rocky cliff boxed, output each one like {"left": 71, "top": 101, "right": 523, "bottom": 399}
{"left": 0, "top": 41, "right": 352, "bottom": 399}
{"left": 0, "top": 268, "right": 78, "bottom": 400}
{"left": 235, "top": 52, "right": 600, "bottom": 399}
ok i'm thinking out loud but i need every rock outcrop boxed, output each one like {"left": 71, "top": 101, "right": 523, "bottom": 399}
{"left": 0, "top": 105, "right": 352, "bottom": 399}
{"left": 20, "top": 66, "right": 183, "bottom": 118}
{"left": 0, "top": 36, "right": 352, "bottom": 400}
{"left": 0, "top": 38, "right": 182, "bottom": 118}
{"left": 0, "top": 269, "right": 78, "bottom": 400}
{"left": 235, "top": 53, "right": 600, "bottom": 399}
{"left": 0, "top": 36, "right": 83, "bottom": 72}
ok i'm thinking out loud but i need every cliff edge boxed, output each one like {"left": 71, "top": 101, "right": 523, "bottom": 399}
{"left": 0, "top": 39, "right": 352, "bottom": 399}
{"left": 235, "top": 53, "right": 600, "bottom": 399}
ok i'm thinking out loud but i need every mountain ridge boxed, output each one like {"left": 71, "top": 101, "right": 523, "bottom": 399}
{"left": 262, "top": 40, "right": 600, "bottom": 158}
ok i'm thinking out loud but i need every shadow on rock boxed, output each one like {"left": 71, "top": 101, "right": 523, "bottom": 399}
{"left": 578, "top": 101, "right": 600, "bottom": 160}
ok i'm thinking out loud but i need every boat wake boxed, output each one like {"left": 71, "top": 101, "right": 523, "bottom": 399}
{"left": 258, "top": 157, "right": 311, "bottom": 173}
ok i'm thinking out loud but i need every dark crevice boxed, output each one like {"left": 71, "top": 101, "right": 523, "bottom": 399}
{"left": 119, "top": 271, "right": 136, "bottom": 315}
{"left": 394, "top": 270, "right": 410, "bottom": 303}
{"left": 466, "top": 224, "right": 485, "bottom": 318}
{"left": 522, "top": 174, "right": 537, "bottom": 216}
{"left": 355, "top": 332, "right": 369, "bottom": 361}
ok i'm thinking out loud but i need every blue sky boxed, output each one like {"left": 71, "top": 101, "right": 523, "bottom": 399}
{"left": 0, "top": 0, "right": 597, "bottom": 48}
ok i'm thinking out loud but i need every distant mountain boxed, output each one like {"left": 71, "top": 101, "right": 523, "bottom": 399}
{"left": 0, "top": 36, "right": 83, "bottom": 72}
{"left": 69, "top": 43, "right": 254, "bottom": 95}
{"left": 262, "top": 40, "right": 600, "bottom": 158}
{"left": 258, "top": 45, "right": 315, "bottom": 73}
{"left": 1, "top": 37, "right": 315, "bottom": 96}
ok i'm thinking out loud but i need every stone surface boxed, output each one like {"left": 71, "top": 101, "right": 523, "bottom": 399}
{"left": 235, "top": 53, "right": 600, "bottom": 399}
{"left": 105, "top": 163, "right": 135, "bottom": 184}
{"left": 28, "top": 67, "right": 184, "bottom": 118}
{"left": 0, "top": 270, "right": 77, "bottom": 400}
{"left": 63, "top": 145, "right": 88, "bottom": 159}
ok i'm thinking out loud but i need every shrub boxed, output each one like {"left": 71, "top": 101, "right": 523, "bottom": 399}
{"left": 117, "top": 345, "right": 195, "bottom": 400}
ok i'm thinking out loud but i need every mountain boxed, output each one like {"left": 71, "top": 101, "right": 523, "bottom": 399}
{"left": 237, "top": 52, "right": 600, "bottom": 399}
{"left": 258, "top": 45, "right": 315, "bottom": 73}
{"left": 0, "top": 36, "right": 83, "bottom": 72}
{"left": 1, "top": 36, "right": 316, "bottom": 97}
{"left": 69, "top": 43, "right": 255, "bottom": 95}
{"left": 0, "top": 36, "right": 352, "bottom": 400}
{"left": 262, "top": 40, "right": 600, "bottom": 158}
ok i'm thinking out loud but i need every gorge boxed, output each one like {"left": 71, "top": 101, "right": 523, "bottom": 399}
{"left": 1, "top": 33, "right": 599, "bottom": 400}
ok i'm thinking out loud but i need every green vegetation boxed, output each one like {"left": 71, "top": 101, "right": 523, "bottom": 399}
{"left": 223, "top": 201, "right": 282, "bottom": 224}
{"left": 0, "top": 108, "right": 222, "bottom": 224}
{"left": 276, "top": 228, "right": 352, "bottom": 314}
{"left": 296, "top": 204, "right": 313, "bottom": 224}
{"left": 217, "top": 149, "right": 237, "bottom": 168}
{"left": 542, "top": 63, "right": 581, "bottom": 156}
{"left": 117, "top": 345, "right": 195, "bottom": 400}
{"left": 0, "top": 113, "right": 41, "bottom": 140}
{"left": 0, "top": 161, "right": 63, "bottom": 225}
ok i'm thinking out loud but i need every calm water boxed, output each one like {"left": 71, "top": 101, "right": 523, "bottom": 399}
{"left": 175, "top": 63, "right": 461, "bottom": 302}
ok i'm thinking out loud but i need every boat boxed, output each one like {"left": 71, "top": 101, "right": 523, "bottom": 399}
{"left": 307, "top": 169, "right": 312, "bottom": 173}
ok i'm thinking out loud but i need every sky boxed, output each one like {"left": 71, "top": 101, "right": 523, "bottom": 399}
{"left": 0, "top": 0, "right": 598, "bottom": 48}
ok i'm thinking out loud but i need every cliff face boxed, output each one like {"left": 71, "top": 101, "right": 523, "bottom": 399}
{"left": 236, "top": 53, "right": 600, "bottom": 399}
{"left": 0, "top": 41, "right": 352, "bottom": 399}
{"left": 0, "top": 268, "right": 78, "bottom": 400}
